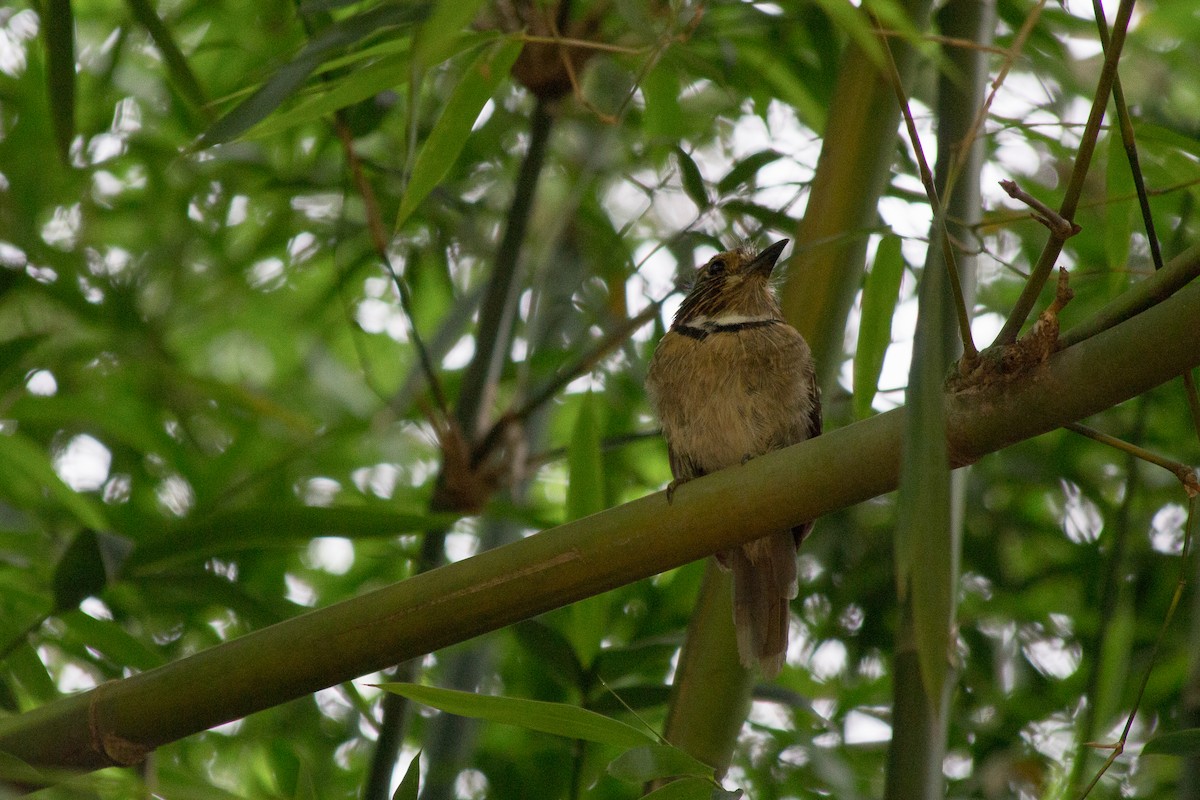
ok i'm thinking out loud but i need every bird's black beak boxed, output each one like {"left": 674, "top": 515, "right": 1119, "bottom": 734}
{"left": 747, "top": 239, "right": 789, "bottom": 276}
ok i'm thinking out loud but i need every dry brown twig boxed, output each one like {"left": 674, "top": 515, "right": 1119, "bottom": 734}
{"left": 999, "top": 178, "right": 1082, "bottom": 240}
{"left": 873, "top": 15, "right": 978, "bottom": 363}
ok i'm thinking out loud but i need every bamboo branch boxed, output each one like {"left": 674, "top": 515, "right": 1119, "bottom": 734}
{"left": 4, "top": 276, "right": 1200, "bottom": 783}
{"left": 1058, "top": 243, "right": 1200, "bottom": 348}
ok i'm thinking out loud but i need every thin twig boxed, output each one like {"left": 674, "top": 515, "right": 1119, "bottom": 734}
{"left": 1076, "top": 494, "right": 1197, "bottom": 798}
{"left": 1066, "top": 423, "right": 1200, "bottom": 494}
{"left": 874, "top": 16, "right": 978, "bottom": 362}
{"left": 947, "top": 0, "right": 1047, "bottom": 202}
{"left": 472, "top": 299, "right": 665, "bottom": 464}
{"left": 1067, "top": 405, "right": 1143, "bottom": 794}
{"left": 874, "top": 27, "right": 1009, "bottom": 56}
{"left": 517, "top": 33, "right": 645, "bottom": 54}
{"left": 977, "top": 175, "right": 1200, "bottom": 234}
{"left": 993, "top": 0, "right": 1138, "bottom": 346}
{"left": 1091, "top": 0, "right": 1164, "bottom": 273}
{"left": 333, "top": 116, "right": 452, "bottom": 418}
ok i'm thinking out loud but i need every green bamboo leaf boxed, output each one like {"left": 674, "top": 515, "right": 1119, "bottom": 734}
{"left": 52, "top": 530, "right": 133, "bottom": 612}
{"left": 299, "top": 0, "right": 365, "bottom": 11}
{"left": 253, "top": 31, "right": 499, "bottom": 140}
{"left": 392, "top": 752, "right": 420, "bottom": 800}
{"left": 412, "top": 0, "right": 489, "bottom": 67}
{"left": 853, "top": 235, "right": 904, "bottom": 418}
{"left": 130, "top": 505, "right": 448, "bottom": 569}
{"left": 394, "top": 37, "right": 523, "bottom": 229}
{"left": 721, "top": 199, "right": 794, "bottom": 233}
{"left": 1142, "top": 728, "right": 1200, "bottom": 756}
{"left": 1093, "top": 592, "right": 1133, "bottom": 732}
{"left": 0, "top": 431, "right": 108, "bottom": 531}
{"left": 43, "top": 0, "right": 75, "bottom": 162}
{"left": 61, "top": 611, "right": 165, "bottom": 671}
{"left": 377, "top": 683, "right": 654, "bottom": 748}
{"left": 894, "top": 235, "right": 955, "bottom": 704}
{"left": 567, "top": 390, "right": 606, "bottom": 521}
{"left": 640, "top": 776, "right": 722, "bottom": 799}
{"left": 674, "top": 147, "right": 710, "bottom": 211}
{"left": 716, "top": 150, "right": 784, "bottom": 196}
{"left": 0, "top": 752, "right": 44, "bottom": 791}
{"left": 734, "top": 45, "right": 825, "bottom": 129}
{"left": 512, "top": 620, "right": 585, "bottom": 692}
{"left": 812, "top": 0, "right": 884, "bottom": 67}
{"left": 641, "top": 63, "right": 683, "bottom": 139}
{"left": 125, "top": 0, "right": 209, "bottom": 112}
{"left": 607, "top": 744, "right": 713, "bottom": 783}
{"left": 567, "top": 391, "right": 609, "bottom": 664}
{"left": 200, "top": 3, "right": 431, "bottom": 147}
{"left": 249, "top": 52, "right": 412, "bottom": 139}
{"left": 0, "top": 334, "right": 49, "bottom": 390}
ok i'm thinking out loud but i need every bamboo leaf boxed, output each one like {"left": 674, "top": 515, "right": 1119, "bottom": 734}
{"left": 0, "top": 752, "right": 45, "bottom": 791}
{"left": 1093, "top": 592, "right": 1133, "bottom": 732}
{"left": 567, "top": 390, "right": 606, "bottom": 521}
{"left": 394, "top": 37, "right": 523, "bottom": 229}
{"left": 200, "top": 3, "right": 431, "bottom": 147}
{"left": 0, "top": 431, "right": 109, "bottom": 531}
{"left": 412, "top": 0, "right": 489, "bottom": 67}
{"left": 61, "top": 610, "right": 166, "bottom": 671}
{"left": 567, "top": 391, "right": 610, "bottom": 664}
{"left": 813, "top": 0, "right": 884, "bottom": 67}
{"left": 125, "top": 0, "right": 209, "bottom": 112}
{"left": 249, "top": 52, "right": 413, "bottom": 139}
{"left": 894, "top": 235, "right": 955, "bottom": 704}
{"left": 512, "top": 620, "right": 585, "bottom": 692}
{"left": 247, "top": 31, "right": 493, "bottom": 140}
{"left": 853, "top": 235, "right": 904, "bottom": 418}
{"left": 716, "top": 150, "right": 784, "bottom": 196}
{"left": 130, "top": 505, "right": 448, "bottom": 569}
{"left": 43, "top": 0, "right": 75, "bottom": 162}
{"left": 640, "top": 776, "right": 724, "bottom": 799}
{"left": 674, "top": 146, "right": 711, "bottom": 211}
{"left": 52, "top": 530, "right": 134, "bottom": 612}
{"left": 377, "top": 683, "right": 654, "bottom": 747}
{"left": 1142, "top": 728, "right": 1200, "bottom": 756}
{"left": 734, "top": 45, "right": 825, "bottom": 128}
{"left": 392, "top": 752, "right": 420, "bottom": 800}
{"left": 641, "top": 63, "right": 683, "bottom": 139}
{"left": 607, "top": 744, "right": 713, "bottom": 783}
{"left": 721, "top": 199, "right": 794, "bottom": 233}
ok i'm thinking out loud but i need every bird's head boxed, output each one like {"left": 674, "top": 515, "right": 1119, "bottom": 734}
{"left": 673, "top": 239, "right": 789, "bottom": 326}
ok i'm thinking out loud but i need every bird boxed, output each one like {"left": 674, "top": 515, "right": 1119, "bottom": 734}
{"left": 645, "top": 239, "right": 821, "bottom": 676}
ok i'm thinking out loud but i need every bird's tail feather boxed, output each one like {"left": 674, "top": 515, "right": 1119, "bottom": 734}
{"left": 726, "top": 531, "right": 798, "bottom": 677}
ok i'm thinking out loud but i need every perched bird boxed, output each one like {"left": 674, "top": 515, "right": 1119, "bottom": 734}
{"left": 646, "top": 239, "right": 821, "bottom": 676}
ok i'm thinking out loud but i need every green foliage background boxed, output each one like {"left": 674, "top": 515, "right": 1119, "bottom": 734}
{"left": 0, "top": 0, "right": 1198, "bottom": 798}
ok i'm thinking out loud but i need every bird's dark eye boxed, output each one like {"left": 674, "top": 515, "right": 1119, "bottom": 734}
{"left": 708, "top": 258, "right": 727, "bottom": 275}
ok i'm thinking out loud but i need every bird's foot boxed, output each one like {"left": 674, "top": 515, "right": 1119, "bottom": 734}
{"left": 665, "top": 477, "right": 689, "bottom": 505}
{"left": 740, "top": 453, "right": 755, "bottom": 466}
